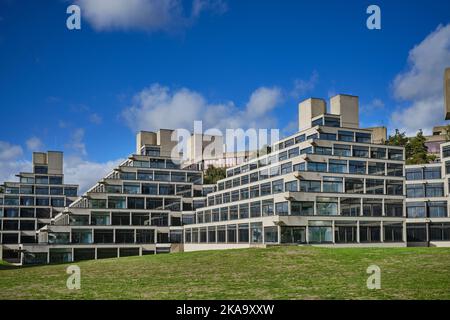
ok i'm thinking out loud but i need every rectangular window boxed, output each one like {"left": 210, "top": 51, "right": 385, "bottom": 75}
{"left": 238, "top": 224, "right": 249, "bottom": 243}
{"left": 355, "top": 132, "right": 371, "bottom": 143}
{"left": 123, "top": 184, "right": 140, "bottom": 194}
{"left": 251, "top": 223, "right": 263, "bottom": 243}
{"left": 227, "top": 225, "right": 237, "bottom": 243}
{"left": 300, "top": 180, "right": 321, "bottom": 192}
{"left": 285, "top": 181, "right": 298, "bottom": 192}
{"left": 250, "top": 201, "right": 261, "bottom": 218}
{"left": 260, "top": 182, "right": 271, "bottom": 196}
{"left": 388, "top": 149, "right": 403, "bottom": 160}
{"left": 365, "top": 179, "right": 384, "bottom": 194}
{"left": 262, "top": 199, "right": 274, "bottom": 216}
{"left": 322, "top": 177, "right": 343, "bottom": 193}
{"left": 281, "top": 162, "right": 292, "bottom": 174}
{"left": 288, "top": 147, "right": 299, "bottom": 158}
{"left": 370, "top": 147, "right": 386, "bottom": 159}
{"left": 368, "top": 162, "right": 385, "bottom": 176}
{"left": 275, "top": 202, "right": 289, "bottom": 215}
{"left": 338, "top": 130, "right": 354, "bottom": 142}
{"left": 385, "top": 200, "right": 403, "bottom": 217}
{"left": 329, "top": 159, "right": 347, "bottom": 173}
{"left": 340, "top": 198, "right": 361, "bottom": 216}
{"left": 345, "top": 178, "right": 364, "bottom": 194}
{"left": 407, "top": 202, "right": 426, "bottom": 218}
{"left": 146, "top": 198, "right": 163, "bottom": 210}
{"left": 333, "top": 144, "right": 351, "bottom": 156}
{"left": 353, "top": 146, "right": 369, "bottom": 158}
{"left": 386, "top": 180, "right": 403, "bottom": 195}
{"left": 316, "top": 197, "right": 338, "bottom": 215}
{"left": 239, "top": 203, "right": 249, "bottom": 219}
{"left": 308, "top": 225, "right": 332, "bottom": 243}
{"left": 363, "top": 199, "right": 383, "bottom": 217}
{"left": 291, "top": 201, "right": 314, "bottom": 216}
{"left": 406, "top": 184, "right": 425, "bottom": 198}
{"left": 425, "top": 183, "right": 444, "bottom": 197}
{"left": 315, "top": 146, "right": 333, "bottom": 155}
{"left": 349, "top": 161, "right": 366, "bottom": 174}
{"left": 320, "top": 133, "right": 337, "bottom": 141}
{"left": 424, "top": 167, "right": 442, "bottom": 180}
{"left": 272, "top": 179, "right": 284, "bottom": 193}
{"left": 127, "top": 197, "right": 145, "bottom": 209}
{"left": 308, "top": 162, "right": 327, "bottom": 172}
{"left": 406, "top": 168, "right": 422, "bottom": 180}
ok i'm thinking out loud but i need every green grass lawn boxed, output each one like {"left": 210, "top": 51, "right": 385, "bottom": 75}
{"left": 1, "top": 246, "right": 449, "bottom": 300}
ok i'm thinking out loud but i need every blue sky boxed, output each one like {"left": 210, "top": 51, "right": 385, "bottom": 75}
{"left": 0, "top": 0, "right": 449, "bottom": 190}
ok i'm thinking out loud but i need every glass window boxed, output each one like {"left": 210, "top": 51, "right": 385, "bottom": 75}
{"left": 329, "top": 159, "right": 347, "bottom": 173}
{"left": 368, "top": 162, "right": 385, "bottom": 176}
{"left": 333, "top": 144, "right": 351, "bottom": 157}
{"left": 324, "top": 116, "right": 340, "bottom": 127}
{"left": 385, "top": 200, "right": 403, "bottom": 217}
{"left": 322, "top": 177, "right": 343, "bottom": 193}
{"left": 355, "top": 132, "right": 371, "bottom": 143}
{"left": 424, "top": 167, "right": 441, "bottom": 180}
{"left": 320, "top": 133, "right": 337, "bottom": 141}
{"left": 340, "top": 198, "right": 361, "bottom": 216}
{"left": 260, "top": 182, "right": 271, "bottom": 196}
{"left": 262, "top": 199, "right": 274, "bottom": 216}
{"left": 238, "top": 224, "right": 249, "bottom": 243}
{"left": 365, "top": 179, "right": 384, "bottom": 194}
{"left": 425, "top": 183, "right": 444, "bottom": 197}
{"left": 353, "top": 146, "right": 369, "bottom": 158}
{"left": 338, "top": 130, "right": 354, "bottom": 142}
{"left": 288, "top": 147, "right": 299, "bottom": 158}
{"left": 285, "top": 181, "right": 298, "bottom": 192}
{"left": 308, "top": 226, "right": 332, "bottom": 243}
{"left": 227, "top": 225, "right": 237, "bottom": 243}
{"left": 159, "top": 184, "right": 175, "bottom": 195}
{"left": 406, "top": 168, "right": 423, "bottom": 180}
{"left": 387, "top": 163, "right": 403, "bottom": 177}
{"left": 407, "top": 202, "right": 426, "bottom": 218}
{"left": 406, "top": 184, "right": 425, "bottom": 198}
{"left": 315, "top": 146, "right": 333, "bottom": 155}
{"left": 370, "top": 147, "right": 386, "bottom": 159}
{"left": 388, "top": 149, "right": 403, "bottom": 160}
{"left": 142, "top": 183, "right": 158, "bottom": 195}
{"left": 239, "top": 203, "right": 249, "bottom": 219}
{"left": 386, "top": 180, "right": 403, "bottom": 195}
{"left": 291, "top": 201, "right": 314, "bottom": 216}
{"left": 300, "top": 180, "right": 321, "bottom": 192}
{"left": 363, "top": 199, "right": 383, "bottom": 217}
{"left": 316, "top": 197, "right": 338, "bottom": 215}
{"left": 272, "top": 179, "right": 284, "bottom": 193}
{"left": 275, "top": 202, "right": 289, "bottom": 215}
{"left": 349, "top": 161, "right": 366, "bottom": 174}
{"left": 264, "top": 226, "right": 279, "bottom": 243}
{"left": 137, "top": 170, "right": 153, "bottom": 181}
{"left": 295, "top": 134, "right": 306, "bottom": 144}
{"left": 127, "top": 197, "right": 145, "bottom": 209}
{"left": 281, "top": 162, "right": 292, "bottom": 174}
{"left": 428, "top": 201, "right": 447, "bottom": 218}
{"left": 250, "top": 201, "right": 261, "bottom": 218}
{"left": 308, "top": 162, "right": 327, "bottom": 172}
{"left": 123, "top": 184, "right": 140, "bottom": 194}
{"left": 345, "top": 178, "right": 364, "bottom": 194}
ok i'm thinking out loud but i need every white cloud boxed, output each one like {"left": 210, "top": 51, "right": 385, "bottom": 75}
{"left": 89, "top": 113, "right": 103, "bottom": 125}
{"left": 122, "top": 84, "right": 284, "bottom": 133}
{"left": 0, "top": 141, "right": 30, "bottom": 183}
{"left": 26, "top": 137, "right": 43, "bottom": 151}
{"left": 0, "top": 141, "right": 23, "bottom": 161}
{"left": 291, "top": 71, "right": 319, "bottom": 99}
{"left": 361, "top": 98, "right": 385, "bottom": 113}
{"left": 245, "top": 87, "right": 283, "bottom": 117}
{"left": 65, "top": 128, "right": 87, "bottom": 156}
{"left": 76, "top": 0, "right": 227, "bottom": 33}
{"left": 390, "top": 24, "right": 450, "bottom": 135}
{"left": 64, "top": 156, "right": 124, "bottom": 194}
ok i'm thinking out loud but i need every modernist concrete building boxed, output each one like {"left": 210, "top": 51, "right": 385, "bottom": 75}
{"left": 19, "top": 130, "right": 212, "bottom": 264}
{"left": 0, "top": 152, "right": 79, "bottom": 264}
{"left": 4, "top": 88, "right": 450, "bottom": 265}
{"left": 184, "top": 95, "right": 407, "bottom": 251}
{"left": 405, "top": 141, "right": 450, "bottom": 246}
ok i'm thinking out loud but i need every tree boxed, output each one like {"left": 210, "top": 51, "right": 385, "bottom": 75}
{"left": 406, "top": 130, "right": 430, "bottom": 165}
{"left": 203, "top": 165, "right": 226, "bottom": 184}
{"left": 387, "top": 129, "right": 435, "bottom": 165}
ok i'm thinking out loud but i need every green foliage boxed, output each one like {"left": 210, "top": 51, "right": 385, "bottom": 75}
{"left": 203, "top": 165, "right": 226, "bottom": 184}
{"left": 386, "top": 129, "right": 435, "bottom": 165}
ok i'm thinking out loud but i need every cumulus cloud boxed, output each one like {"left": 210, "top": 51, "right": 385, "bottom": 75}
{"left": 89, "top": 113, "right": 103, "bottom": 125}
{"left": 65, "top": 128, "right": 87, "bottom": 156}
{"left": 76, "top": 0, "right": 227, "bottom": 33}
{"left": 0, "top": 141, "right": 29, "bottom": 183}
{"left": 291, "top": 71, "right": 319, "bottom": 99}
{"left": 64, "top": 156, "right": 124, "bottom": 194}
{"left": 26, "top": 137, "right": 43, "bottom": 151}
{"left": 390, "top": 24, "right": 450, "bottom": 135}
{"left": 122, "top": 84, "right": 284, "bottom": 133}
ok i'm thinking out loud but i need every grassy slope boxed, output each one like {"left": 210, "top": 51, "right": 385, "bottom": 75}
{"left": 0, "top": 246, "right": 449, "bottom": 300}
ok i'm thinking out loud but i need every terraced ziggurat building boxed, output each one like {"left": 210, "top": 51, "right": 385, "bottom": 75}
{"left": 1, "top": 93, "right": 450, "bottom": 265}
